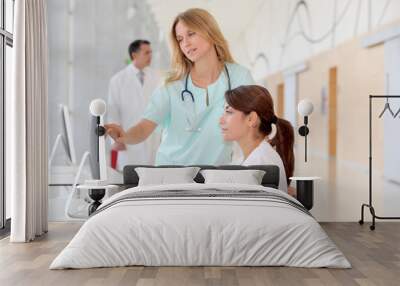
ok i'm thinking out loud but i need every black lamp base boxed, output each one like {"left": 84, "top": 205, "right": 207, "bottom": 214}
{"left": 296, "top": 180, "right": 314, "bottom": 210}
{"left": 88, "top": 188, "right": 105, "bottom": 215}
{"left": 298, "top": 126, "right": 309, "bottom": 136}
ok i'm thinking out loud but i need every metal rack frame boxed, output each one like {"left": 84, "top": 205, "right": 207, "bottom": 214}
{"left": 359, "top": 95, "right": 400, "bottom": 230}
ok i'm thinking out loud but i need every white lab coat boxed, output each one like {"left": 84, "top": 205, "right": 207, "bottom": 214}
{"left": 235, "top": 140, "right": 288, "bottom": 193}
{"left": 107, "top": 64, "right": 161, "bottom": 170}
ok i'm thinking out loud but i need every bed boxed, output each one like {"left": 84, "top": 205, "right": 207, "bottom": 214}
{"left": 50, "top": 165, "right": 350, "bottom": 269}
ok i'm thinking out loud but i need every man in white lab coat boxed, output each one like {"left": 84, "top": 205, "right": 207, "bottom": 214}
{"left": 107, "top": 40, "right": 161, "bottom": 170}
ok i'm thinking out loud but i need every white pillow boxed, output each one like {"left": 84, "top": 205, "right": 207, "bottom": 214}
{"left": 200, "top": 169, "right": 266, "bottom": 185}
{"left": 135, "top": 167, "right": 200, "bottom": 186}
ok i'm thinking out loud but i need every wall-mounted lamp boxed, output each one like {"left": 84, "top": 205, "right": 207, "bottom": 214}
{"left": 87, "top": 99, "right": 107, "bottom": 214}
{"left": 297, "top": 99, "right": 314, "bottom": 162}
{"left": 90, "top": 99, "right": 106, "bottom": 131}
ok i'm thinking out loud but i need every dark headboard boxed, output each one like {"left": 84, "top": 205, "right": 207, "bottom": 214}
{"left": 123, "top": 165, "right": 280, "bottom": 189}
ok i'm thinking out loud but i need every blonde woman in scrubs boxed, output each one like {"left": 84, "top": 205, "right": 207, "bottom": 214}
{"left": 219, "top": 85, "right": 295, "bottom": 193}
{"left": 106, "top": 8, "right": 254, "bottom": 165}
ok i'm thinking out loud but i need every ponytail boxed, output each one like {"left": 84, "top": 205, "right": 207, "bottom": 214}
{"left": 269, "top": 117, "right": 295, "bottom": 184}
{"left": 224, "top": 85, "right": 295, "bottom": 184}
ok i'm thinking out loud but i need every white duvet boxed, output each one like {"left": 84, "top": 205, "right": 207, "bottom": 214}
{"left": 50, "top": 183, "right": 351, "bottom": 269}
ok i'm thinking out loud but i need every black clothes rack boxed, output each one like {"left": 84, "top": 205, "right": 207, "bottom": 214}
{"left": 359, "top": 95, "right": 400, "bottom": 230}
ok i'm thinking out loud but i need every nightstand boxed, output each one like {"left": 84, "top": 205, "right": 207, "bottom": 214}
{"left": 76, "top": 184, "right": 120, "bottom": 215}
{"left": 289, "top": 177, "right": 321, "bottom": 210}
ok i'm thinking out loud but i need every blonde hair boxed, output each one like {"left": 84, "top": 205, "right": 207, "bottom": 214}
{"left": 165, "top": 8, "right": 235, "bottom": 83}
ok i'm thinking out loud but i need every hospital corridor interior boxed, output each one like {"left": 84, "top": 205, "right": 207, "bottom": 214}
{"left": 1, "top": 0, "right": 400, "bottom": 285}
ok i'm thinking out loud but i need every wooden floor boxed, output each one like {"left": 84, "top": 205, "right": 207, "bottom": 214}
{"left": 0, "top": 222, "right": 399, "bottom": 286}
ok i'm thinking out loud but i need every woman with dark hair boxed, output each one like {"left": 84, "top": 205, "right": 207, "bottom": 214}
{"left": 219, "top": 85, "right": 295, "bottom": 193}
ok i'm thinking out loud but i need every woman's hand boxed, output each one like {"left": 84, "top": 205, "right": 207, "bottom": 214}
{"left": 111, "top": 142, "right": 127, "bottom": 151}
{"left": 105, "top": 123, "right": 126, "bottom": 144}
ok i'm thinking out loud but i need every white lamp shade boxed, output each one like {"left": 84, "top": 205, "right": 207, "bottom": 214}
{"left": 298, "top": 99, "right": 314, "bottom": 116}
{"left": 89, "top": 99, "right": 106, "bottom": 116}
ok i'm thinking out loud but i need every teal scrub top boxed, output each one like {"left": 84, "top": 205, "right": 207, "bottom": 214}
{"left": 143, "top": 62, "right": 255, "bottom": 165}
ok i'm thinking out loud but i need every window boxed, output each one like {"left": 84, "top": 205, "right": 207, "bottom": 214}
{"left": 1, "top": 0, "right": 14, "bottom": 234}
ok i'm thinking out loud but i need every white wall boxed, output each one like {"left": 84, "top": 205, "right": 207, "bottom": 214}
{"left": 232, "top": 0, "right": 400, "bottom": 80}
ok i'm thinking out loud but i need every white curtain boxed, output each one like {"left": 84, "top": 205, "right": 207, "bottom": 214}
{"left": 7, "top": 0, "right": 48, "bottom": 242}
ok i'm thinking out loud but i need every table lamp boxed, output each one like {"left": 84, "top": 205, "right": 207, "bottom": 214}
{"left": 297, "top": 99, "right": 314, "bottom": 162}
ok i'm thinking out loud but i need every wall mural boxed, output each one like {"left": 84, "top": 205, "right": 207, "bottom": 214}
{"left": 250, "top": 0, "right": 393, "bottom": 74}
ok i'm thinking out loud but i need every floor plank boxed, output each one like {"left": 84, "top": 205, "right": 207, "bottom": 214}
{"left": 1, "top": 222, "right": 400, "bottom": 286}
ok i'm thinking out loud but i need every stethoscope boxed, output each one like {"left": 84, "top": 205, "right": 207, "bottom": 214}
{"left": 181, "top": 64, "right": 231, "bottom": 102}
